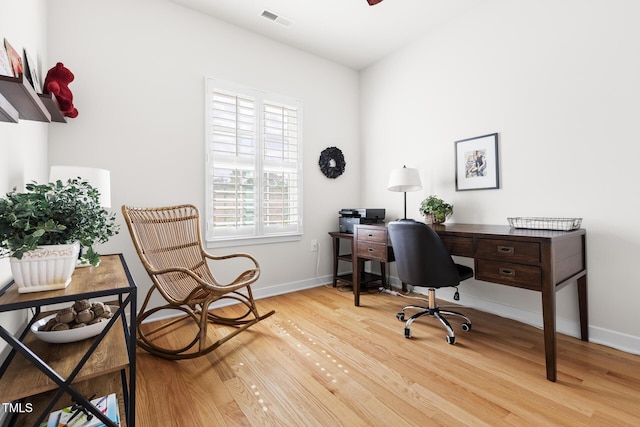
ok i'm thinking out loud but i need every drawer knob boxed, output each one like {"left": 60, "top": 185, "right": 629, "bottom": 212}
{"left": 368, "top": 233, "right": 374, "bottom": 237}
{"left": 497, "top": 246, "right": 514, "bottom": 254}
{"left": 367, "top": 247, "right": 375, "bottom": 252}
{"left": 499, "top": 268, "right": 516, "bottom": 276}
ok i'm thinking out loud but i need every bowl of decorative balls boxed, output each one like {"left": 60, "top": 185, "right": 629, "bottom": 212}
{"left": 31, "top": 300, "right": 116, "bottom": 344}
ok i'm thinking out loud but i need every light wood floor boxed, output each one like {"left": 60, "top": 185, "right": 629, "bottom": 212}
{"left": 136, "top": 285, "right": 640, "bottom": 426}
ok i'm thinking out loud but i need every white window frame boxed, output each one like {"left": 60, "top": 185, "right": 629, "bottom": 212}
{"left": 205, "top": 77, "right": 303, "bottom": 248}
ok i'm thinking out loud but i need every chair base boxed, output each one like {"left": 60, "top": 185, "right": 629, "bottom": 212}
{"left": 138, "top": 308, "right": 275, "bottom": 360}
{"left": 137, "top": 291, "right": 275, "bottom": 360}
{"left": 396, "top": 288, "right": 472, "bottom": 344}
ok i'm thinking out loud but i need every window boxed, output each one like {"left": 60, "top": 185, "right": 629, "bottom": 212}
{"left": 205, "top": 78, "right": 303, "bottom": 247}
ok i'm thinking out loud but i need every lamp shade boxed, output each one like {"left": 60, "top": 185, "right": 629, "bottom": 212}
{"left": 387, "top": 167, "right": 422, "bottom": 192}
{"left": 50, "top": 166, "right": 111, "bottom": 208}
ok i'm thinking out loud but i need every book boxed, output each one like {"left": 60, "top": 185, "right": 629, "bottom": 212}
{"left": 3, "top": 38, "right": 22, "bottom": 77}
{"left": 23, "top": 48, "right": 42, "bottom": 92}
{"left": 0, "top": 43, "right": 12, "bottom": 76}
{"left": 42, "top": 393, "right": 120, "bottom": 427}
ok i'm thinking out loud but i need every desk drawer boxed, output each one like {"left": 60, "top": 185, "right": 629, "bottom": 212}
{"left": 356, "top": 227, "right": 387, "bottom": 244}
{"left": 475, "top": 239, "right": 540, "bottom": 264}
{"left": 440, "top": 236, "right": 474, "bottom": 258}
{"left": 475, "top": 260, "right": 541, "bottom": 290}
{"left": 357, "top": 242, "right": 387, "bottom": 261}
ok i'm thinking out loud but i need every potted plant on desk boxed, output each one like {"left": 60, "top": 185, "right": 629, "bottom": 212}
{"left": 0, "top": 179, "right": 119, "bottom": 293}
{"left": 419, "top": 195, "right": 453, "bottom": 224}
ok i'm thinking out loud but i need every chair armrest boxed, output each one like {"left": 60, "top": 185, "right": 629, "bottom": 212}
{"left": 148, "top": 261, "right": 259, "bottom": 293}
{"left": 202, "top": 251, "right": 260, "bottom": 269}
{"left": 202, "top": 252, "right": 261, "bottom": 289}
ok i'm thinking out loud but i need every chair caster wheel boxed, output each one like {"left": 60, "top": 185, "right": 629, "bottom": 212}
{"left": 446, "top": 335, "right": 455, "bottom": 344}
{"left": 461, "top": 322, "right": 472, "bottom": 332}
{"left": 404, "top": 328, "right": 412, "bottom": 339}
{"left": 396, "top": 312, "right": 405, "bottom": 321}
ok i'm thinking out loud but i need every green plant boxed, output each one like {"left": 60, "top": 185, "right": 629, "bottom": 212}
{"left": 0, "top": 178, "right": 119, "bottom": 266}
{"left": 419, "top": 195, "right": 453, "bottom": 223}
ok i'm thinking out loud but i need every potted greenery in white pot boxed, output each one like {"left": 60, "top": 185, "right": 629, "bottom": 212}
{"left": 419, "top": 195, "right": 453, "bottom": 224}
{"left": 0, "top": 179, "right": 119, "bottom": 293}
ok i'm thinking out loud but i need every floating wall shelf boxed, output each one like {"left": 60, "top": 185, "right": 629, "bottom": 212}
{"left": 0, "top": 73, "right": 66, "bottom": 123}
{"left": 39, "top": 93, "right": 67, "bottom": 123}
{"left": 0, "top": 93, "right": 19, "bottom": 123}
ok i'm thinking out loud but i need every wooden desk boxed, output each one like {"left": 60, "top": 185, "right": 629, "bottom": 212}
{"left": 328, "top": 230, "right": 391, "bottom": 295}
{"left": 353, "top": 223, "right": 588, "bottom": 382}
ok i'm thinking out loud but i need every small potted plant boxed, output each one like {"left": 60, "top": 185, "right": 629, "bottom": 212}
{"left": 0, "top": 178, "right": 119, "bottom": 293}
{"left": 419, "top": 195, "right": 453, "bottom": 224}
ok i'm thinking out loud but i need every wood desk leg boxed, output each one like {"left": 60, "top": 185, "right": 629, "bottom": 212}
{"left": 354, "top": 259, "right": 366, "bottom": 307}
{"left": 331, "top": 236, "right": 339, "bottom": 287}
{"left": 541, "top": 281, "right": 557, "bottom": 382}
{"left": 352, "top": 238, "right": 360, "bottom": 306}
{"left": 577, "top": 274, "right": 589, "bottom": 341}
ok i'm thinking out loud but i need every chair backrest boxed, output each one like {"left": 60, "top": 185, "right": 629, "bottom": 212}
{"left": 122, "top": 205, "right": 213, "bottom": 299}
{"left": 387, "top": 220, "right": 461, "bottom": 288}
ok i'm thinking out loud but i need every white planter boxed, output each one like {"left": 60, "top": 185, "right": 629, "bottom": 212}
{"left": 10, "top": 242, "right": 81, "bottom": 294}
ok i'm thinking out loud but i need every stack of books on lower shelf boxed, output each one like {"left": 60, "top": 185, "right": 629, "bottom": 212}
{"left": 40, "top": 393, "right": 119, "bottom": 427}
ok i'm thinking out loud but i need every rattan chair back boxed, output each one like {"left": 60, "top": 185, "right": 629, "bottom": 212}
{"left": 122, "top": 204, "right": 274, "bottom": 359}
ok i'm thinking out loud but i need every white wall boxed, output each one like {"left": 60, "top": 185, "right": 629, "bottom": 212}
{"left": 42, "top": 0, "right": 640, "bottom": 355}
{"left": 0, "top": 0, "right": 49, "bottom": 277}
{"left": 46, "top": 0, "right": 360, "bottom": 309}
{"left": 0, "top": 0, "right": 48, "bottom": 415}
{"left": 360, "top": 0, "right": 640, "bottom": 353}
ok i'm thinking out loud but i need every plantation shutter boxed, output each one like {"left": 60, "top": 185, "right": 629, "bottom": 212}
{"left": 206, "top": 78, "right": 303, "bottom": 244}
{"left": 262, "top": 101, "right": 300, "bottom": 234}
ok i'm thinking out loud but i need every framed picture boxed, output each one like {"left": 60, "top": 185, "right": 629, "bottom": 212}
{"left": 455, "top": 133, "right": 500, "bottom": 191}
{"left": 22, "top": 49, "right": 42, "bottom": 92}
{"left": 3, "top": 38, "right": 22, "bottom": 77}
{"left": 0, "top": 44, "right": 12, "bottom": 77}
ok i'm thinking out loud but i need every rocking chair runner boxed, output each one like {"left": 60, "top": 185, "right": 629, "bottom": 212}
{"left": 122, "top": 204, "right": 275, "bottom": 359}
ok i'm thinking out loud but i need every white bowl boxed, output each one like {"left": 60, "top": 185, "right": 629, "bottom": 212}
{"left": 31, "top": 306, "right": 117, "bottom": 344}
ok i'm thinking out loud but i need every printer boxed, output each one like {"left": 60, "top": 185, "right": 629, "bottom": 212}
{"left": 339, "top": 209, "right": 385, "bottom": 233}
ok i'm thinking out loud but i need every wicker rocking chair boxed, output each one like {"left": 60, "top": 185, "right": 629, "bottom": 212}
{"left": 122, "top": 204, "right": 275, "bottom": 360}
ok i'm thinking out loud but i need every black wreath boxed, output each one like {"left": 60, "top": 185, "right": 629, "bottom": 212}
{"left": 318, "top": 146, "right": 346, "bottom": 179}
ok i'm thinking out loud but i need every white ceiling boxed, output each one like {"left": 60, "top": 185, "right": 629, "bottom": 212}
{"left": 169, "top": 0, "right": 482, "bottom": 70}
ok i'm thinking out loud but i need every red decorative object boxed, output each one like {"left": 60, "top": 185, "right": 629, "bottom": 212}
{"left": 43, "top": 62, "right": 78, "bottom": 118}
{"left": 367, "top": 0, "right": 384, "bottom": 5}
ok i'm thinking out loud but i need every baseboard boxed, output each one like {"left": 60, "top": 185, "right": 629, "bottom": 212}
{"left": 588, "top": 326, "right": 640, "bottom": 356}
{"left": 140, "top": 275, "right": 332, "bottom": 324}
{"left": 251, "top": 275, "right": 332, "bottom": 300}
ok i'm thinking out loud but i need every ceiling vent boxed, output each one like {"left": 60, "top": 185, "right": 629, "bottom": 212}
{"left": 261, "top": 10, "right": 293, "bottom": 27}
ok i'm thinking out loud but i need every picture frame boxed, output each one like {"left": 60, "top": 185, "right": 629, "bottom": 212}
{"left": 23, "top": 48, "right": 42, "bottom": 93}
{"left": 0, "top": 43, "right": 13, "bottom": 77}
{"left": 3, "top": 38, "right": 23, "bottom": 77}
{"left": 455, "top": 132, "right": 500, "bottom": 191}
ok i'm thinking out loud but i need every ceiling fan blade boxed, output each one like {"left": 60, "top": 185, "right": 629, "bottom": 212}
{"left": 367, "top": 0, "right": 384, "bottom": 5}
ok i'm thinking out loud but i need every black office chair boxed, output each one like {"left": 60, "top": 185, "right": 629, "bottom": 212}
{"left": 387, "top": 220, "right": 473, "bottom": 344}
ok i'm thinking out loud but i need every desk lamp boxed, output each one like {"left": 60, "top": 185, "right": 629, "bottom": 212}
{"left": 387, "top": 166, "right": 422, "bottom": 220}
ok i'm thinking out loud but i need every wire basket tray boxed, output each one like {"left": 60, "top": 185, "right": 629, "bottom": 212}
{"left": 507, "top": 217, "right": 582, "bottom": 231}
